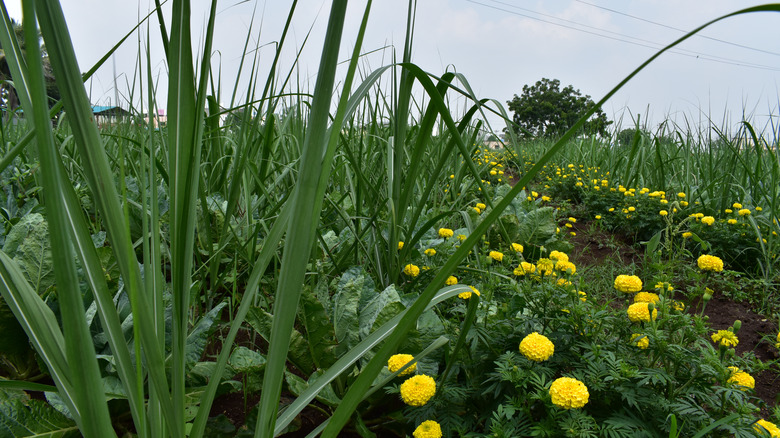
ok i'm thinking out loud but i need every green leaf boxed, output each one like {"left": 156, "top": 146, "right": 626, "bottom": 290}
{"left": 0, "top": 388, "right": 79, "bottom": 438}
{"left": 332, "top": 267, "right": 376, "bottom": 354}
{"left": 185, "top": 302, "right": 227, "bottom": 371}
{"left": 299, "top": 287, "right": 336, "bottom": 370}
{"left": 2, "top": 213, "right": 54, "bottom": 296}
{"left": 228, "top": 347, "right": 266, "bottom": 374}
{"left": 245, "top": 307, "right": 314, "bottom": 375}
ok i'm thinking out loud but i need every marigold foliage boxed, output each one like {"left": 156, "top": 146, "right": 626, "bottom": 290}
{"left": 403, "top": 264, "right": 420, "bottom": 277}
{"left": 438, "top": 228, "right": 454, "bottom": 238}
{"left": 388, "top": 354, "right": 416, "bottom": 376}
{"left": 697, "top": 254, "right": 724, "bottom": 272}
{"left": 519, "top": 332, "right": 555, "bottom": 362}
{"left": 400, "top": 374, "right": 436, "bottom": 406}
{"left": 755, "top": 419, "right": 780, "bottom": 437}
{"left": 711, "top": 330, "right": 738, "bottom": 347}
{"left": 614, "top": 274, "right": 642, "bottom": 293}
{"left": 727, "top": 366, "right": 755, "bottom": 390}
{"left": 413, "top": 420, "right": 442, "bottom": 438}
{"left": 549, "top": 377, "right": 589, "bottom": 409}
{"left": 627, "top": 302, "right": 657, "bottom": 322}
{"left": 633, "top": 292, "right": 660, "bottom": 304}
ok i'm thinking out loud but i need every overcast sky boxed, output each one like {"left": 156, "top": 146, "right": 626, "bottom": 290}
{"left": 5, "top": 1, "right": 780, "bottom": 137}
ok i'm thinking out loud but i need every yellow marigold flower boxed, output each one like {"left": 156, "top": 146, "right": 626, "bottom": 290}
{"left": 536, "top": 258, "right": 554, "bottom": 276}
{"left": 680, "top": 201, "right": 689, "bottom": 207}
{"left": 556, "top": 278, "right": 572, "bottom": 287}
{"left": 595, "top": 215, "right": 602, "bottom": 220}
{"left": 555, "top": 260, "right": 576, "bottom": 275}
{"left": 678, "top": 192, "right": 686, "bottom": 198}
{"left": 400, "top": 374, "right": 436, "bottom": 406}
{"left": 654, "top": 282, "right": 673, "bottom": 292}
{"left": 413, "top": 420, "right": 442, "bottom": 438}
{"left": 424, "top": 248, "right": 436, "bottom": 256}
{"left": 549, "top": 377, "right": 589, "bottom": 409}
{"left": 457, "top": 234, "right": 467, "bottom": 241}
{"left": 458, "top": 285, "right": 480, "bottom": 300}
{"left": 614, "top": 275, "right": 643, "bottom": 293}
{"left": 489, "top": 251, "right": 504, "bottom": 262}
{"left": 578, "top": 291, "right": 587, "bottom": 302}
{"left": 514, "top": 262, "right": 536, "bottom": 276}
{"left": 728, "top": 219, "right": 737, "bottom": 225}
{"left": 398, "top": 241, "right": 404, "bottom": 250}
{"left": 701, "top": 216, "right": 715, "bottom": 226}
{"left": 755, "top": 419, "right": 780, "bottom": 437}
{"left": 445, "top": 275, "right": 458, "bottom": 285}
{"left": 682, "top": 232, "right": 692, "bottom": 238}
{"left": 697, "top": 254, "right": 724, "bottom": 272}
{"left": 756, "top": 206, "right": 763, "bottom": 211}
{"left": 568, "top": 217, "right": 577, "bottom": 223}
{"left": 511, "top": 243, "right": 524, "bottom": 253}
{"left": 672, "top": 300, "right": 685, "bottom": 311}
{"left": 549, "top": 250, "right": 569, "bottom": 262}
{"left": 438, "top": 228, "right": 454, "bottom": 238}
{"left": 473, "top": 207, "right": 481, "bottom": 214}
{"left": 608, "top": 207, "right": 615, "bottom": 212}
{"left": 659, "top": 210, "right": 668, "bottom": 216}
{"left": 738, "top": 208, "right": 751, "bottom": 216}
{"left": 388, "top": 354, "right": 416, "bottom": 376}
{"left": 733, "top": 202, "right": 743, "bottom": 209}
{"left": 627, "top": 302, "right": 658, "bottom": 322}
{"left": 519, "top": 332, "right": 555, "bottom": 362}
{"left": 631, "top": 333, "right": 649, "bottom": 349}
{"left": 776, "top": 332, "right": 780, "bottom": 349}
{"left": 476, "top": 203, "right": 486, "bottom": 210}
{"left": 541, "top": 196, "right": 551, "bottom": 201}
{"left": 727, "top": 366, "right": 755, "bottom": 390}
{"left": 725, "top": 208, "right": 733, "bottom": 213}
{"left": 489, "top": 170, "right": 497, "bottom": 176}
{"left": 403, "top": 264, "right": 420, "bottom": 277}
{"left": 634, "top": 292, "right": 660, "bottom": 304}
{"left": 628, "top": 206, "right": 636, "bottom": 212}
{"left": 711, "top": 329, "right": 738, "bottom": 347}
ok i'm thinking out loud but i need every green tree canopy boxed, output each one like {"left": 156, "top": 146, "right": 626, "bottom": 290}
{"left": 0, "top": 18, "right": 59, "bottom": 112}
{"left": 507, "top": 78, "right": 611, "bottom": 138}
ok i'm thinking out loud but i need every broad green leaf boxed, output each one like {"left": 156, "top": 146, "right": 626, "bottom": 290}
{"left": 246, "top": 307, "right": 315, "bottom": 375}
{"left": 332, "top": 267, "right": 376, "bottom": 354}
{"left": 228, "top": 347, "right": 266, "bottom": 373}
{"left": 0, "top": 388, "right": 79, "bottom": 438}
{"left": 184, "top": 302, "right": 227, "bottom": 371}
{"left": 1, "top": 213, "right": 54, "bottom": 296}
{"left": 299, "top": 287, "right": 337, "bottom": 370}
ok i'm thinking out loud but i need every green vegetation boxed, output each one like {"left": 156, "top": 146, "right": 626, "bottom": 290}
{"left": 0, "top": 1, "right": 779, "bottom": 438}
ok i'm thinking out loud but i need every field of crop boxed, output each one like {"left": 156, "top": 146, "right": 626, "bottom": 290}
{"left": 0, "top": 1, "right": 779, "bottom": 438}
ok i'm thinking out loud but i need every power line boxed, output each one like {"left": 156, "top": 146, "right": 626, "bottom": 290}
{"left": 574, "top": 0, "right": 780, "bottom": 58}
{"left": 465, "top": 0, "right": 780, "bottom": 72}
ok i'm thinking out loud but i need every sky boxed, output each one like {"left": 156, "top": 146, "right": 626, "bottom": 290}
{"left": 4, "top": 0, "right": 780, "bottom": 137}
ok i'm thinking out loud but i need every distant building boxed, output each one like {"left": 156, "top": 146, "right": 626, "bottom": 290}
{"left": 91, "top": 105, "right": 130, "bottom": 127}
{"left": 143, "top": 109, "right": 167, "bottom": 128}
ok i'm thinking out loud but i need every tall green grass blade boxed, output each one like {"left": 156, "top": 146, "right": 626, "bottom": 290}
{"left": 33, "top": 0, "right": 178, "bottom": 433}
{"left": 21, "top": 1, "right": 114, "bottom": 435}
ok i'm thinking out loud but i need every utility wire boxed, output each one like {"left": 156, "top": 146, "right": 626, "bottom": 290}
{"left": 465, "top": 0, "right": 780, "bottom": 72}
{"left": 574, "top": 0, "right": 780, "bottom": 58}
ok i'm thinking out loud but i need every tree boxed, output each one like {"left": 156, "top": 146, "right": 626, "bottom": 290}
{"left": 506, "top": 78, "right": 611, "bottom": 138}
{"left": 0, "top": 18, "right": 59, "bottom": 114}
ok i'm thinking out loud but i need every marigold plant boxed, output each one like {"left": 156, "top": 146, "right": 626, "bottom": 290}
{"left": 614, "top": 274, "right": 642, "bottom": 293}
{"left": 388, "top": 354, "right": 416, "bottom": 376}
{"left": 403, "top": 264, "right": 420, "bottom": 277}
{"left": 697, "top": 254, "right": 724, "bottom": 272}
{"left": 438, "top": 228, "right": 454, "bottom": 238}
{"left": 413, "top": 420, "right": 442, "bottom": 438}
{"left": 631, "top": 333, "right": 649, "bottom": 349}
{"left": 549, "top": 377, "right": 589, "bottom": 409}
{"left": 627, "top": 302, "right": 658, "bottom": 322}
{"left": 400, "top": 374, "right": 436, "bottom": 406}
{"left": 711, "top": 329, "right": 739, "bottom": 347}
{"left": 727, "top": 366, "right": 755, "bottom": 390}
{"left": 519, "top": 332, "right": 555, "bottom": 362}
